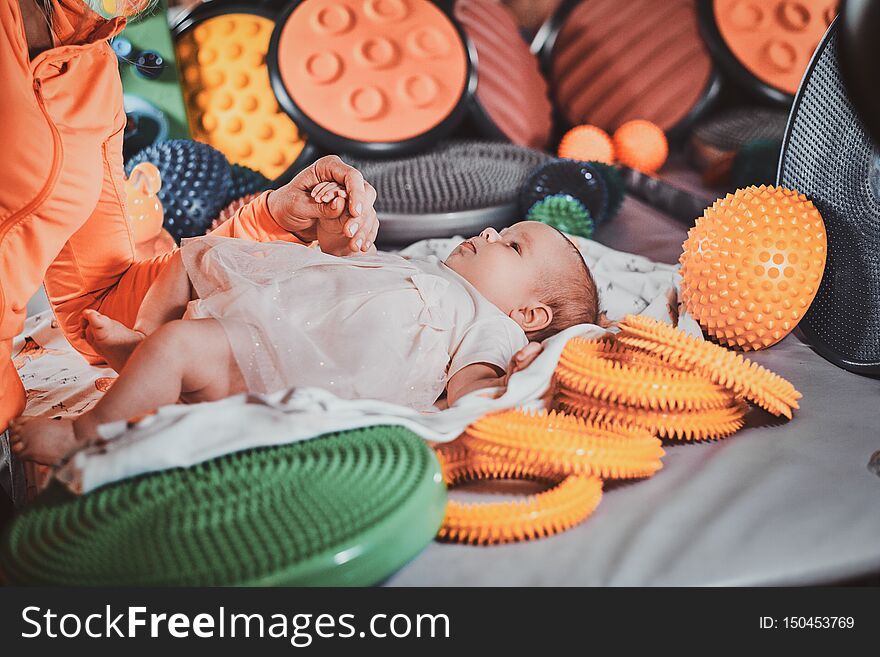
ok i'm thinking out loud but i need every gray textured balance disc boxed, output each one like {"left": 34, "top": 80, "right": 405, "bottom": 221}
{"left": 778, "top": 20, "right": 880, "bottom": 375}
{"left": 344, "top": 141, "right": 551, "bottom": 245}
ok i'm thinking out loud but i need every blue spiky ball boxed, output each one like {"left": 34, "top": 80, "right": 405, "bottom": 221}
{"left": 126, "top": 140, "right": 232, "bottom": 243}
{"left": 226, "top": 164, "right": 272, "bottom": 207}
{"left": 526, "top": 194, "right": 594, "bottom": 238}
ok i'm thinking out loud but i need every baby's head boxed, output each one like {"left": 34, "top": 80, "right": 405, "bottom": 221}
{"left": 445, "top": 221, "right": 601, "bottom": 341}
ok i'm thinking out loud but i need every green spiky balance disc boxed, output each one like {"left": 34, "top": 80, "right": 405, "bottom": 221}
{"left": 527, "top": 194, "right": 594, "bottom": 238}
{"left": 0, "top": 426, "right": 446, "bottom": 586}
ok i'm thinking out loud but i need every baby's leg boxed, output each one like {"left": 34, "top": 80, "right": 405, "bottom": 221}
{"left": 9, "top": 318, "right": 245, "bottom": 464}
{"left": 134, "top": 249, "right": 194, "bottom": 335}
{"left": 81, "top": 250, "right": 194, "bottom": 372}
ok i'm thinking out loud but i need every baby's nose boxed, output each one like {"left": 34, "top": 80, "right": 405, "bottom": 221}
{"left": 479, "top": 227, "right": 500, "bottom": 242}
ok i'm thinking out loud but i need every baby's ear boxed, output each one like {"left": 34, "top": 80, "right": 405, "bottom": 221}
{"left": 511, "top": 303, "right": 552, "bottom": 333}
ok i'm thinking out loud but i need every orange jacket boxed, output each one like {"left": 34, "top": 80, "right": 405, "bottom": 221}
{"left": 0, "top": 0, "right": 298, "bottom": 429}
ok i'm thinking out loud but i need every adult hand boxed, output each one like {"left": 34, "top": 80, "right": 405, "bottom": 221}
{"left": 267, "top": 155, "right": 379, "bottom": 253}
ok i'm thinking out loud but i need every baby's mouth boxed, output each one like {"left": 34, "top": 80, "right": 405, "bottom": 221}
{"left": 461, "top": 240, "right": 476, "bottom": 254}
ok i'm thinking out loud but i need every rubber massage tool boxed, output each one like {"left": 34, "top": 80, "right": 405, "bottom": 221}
{"left": 699, "top": 0, "right": 837, "bottom": 104}
{"left": 344, "top": 140, "right": 550, "bottom": 246}
{"left": 612, "top": 120, "right": 669, "bottom": 174}
{"left": 433, "top": 441, "right": 603, "bottom": 545}
{"left": 462, "top": 409, "right": 665, "bottom": 480}
{"left": 173, "top": 0, "right": 314, "bottom": 183}
{"left": 778, "top": 16, "right": 880, "bottom": 374}
{"left": 0, "top": 426, "right": 446, "bottom": 586}
{"left": 555, "top": 337, "right": 738, "bottom": 412}
{"left": 453, "top": 0, "right": 553, "bottom": 149}
{"left": 616, "top": 314, "right": 802, "bottom": 418}
{"left": 520, "top": 159, "right": 610, "bottom": 227}
{"left": 558, "top": 124, "right": 615, "bottom": 164}
{"left": 526, "top": 194, "right": 594, "bottom": 239}
{"left": 537, "top": 0, "right": 720, "bottom": 136}
{"left": 556, "top": 390, "right": 749, "bottom": 441}
{"left": 679, "top": 185, "right": 827, "bottom": 351}
{"left": 269, "top": 0, "right": 476, "bottom": 156}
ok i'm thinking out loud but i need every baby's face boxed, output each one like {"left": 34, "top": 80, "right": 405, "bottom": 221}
{"left": 445, "top": 221, "right": 576, "bottom": 316}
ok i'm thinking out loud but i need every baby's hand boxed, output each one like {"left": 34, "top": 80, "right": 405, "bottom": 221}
{"left": 493, "top": 342, "right": 544, "bottom": 398}
{"left": 310, "top": 181, "right": 347, "bottom": 205}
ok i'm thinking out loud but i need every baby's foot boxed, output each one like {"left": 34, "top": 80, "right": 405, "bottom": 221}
{"left": 8, "top": 415, "right": 82, "bottom": 466}
{"left": 82, "top": 309, "right": 144, "bottom": 372}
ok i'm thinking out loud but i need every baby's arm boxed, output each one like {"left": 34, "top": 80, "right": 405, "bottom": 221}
{"left": 446, "top": 362, "right": 505, "bottom": 407}
{"left": 445, "top": 342, "right": 544, "bottom": 406}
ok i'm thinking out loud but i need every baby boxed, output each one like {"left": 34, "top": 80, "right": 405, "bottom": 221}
{"left": 10, "top": 183, "right": 602, "bottom": 465}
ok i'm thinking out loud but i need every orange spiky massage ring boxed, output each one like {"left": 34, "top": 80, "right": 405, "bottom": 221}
{"left": 679, "top": 185, "right": 827, "bottom": 351}
{"left": 463, "top": 408, "right": 664, "bottom": 479}
{"left": 433, "top": 441, "right": 603, "bottom": 546}
{"left": 555, "top": 391, "right": 749, "bottom": 441}
{"left": 616, "top": 314, "right": 801, "bottom": 418}
{"left": 555, "top": 338, "right": 735, "bottom": 411}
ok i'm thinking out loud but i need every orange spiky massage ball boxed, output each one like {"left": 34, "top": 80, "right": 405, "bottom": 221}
{"left": 558, "top": 124, "right": 615, "bottom": 164}
{"left": 680, "top": 185, "right": 827, "bottom": 351}
{"left": 612, "top": 119, "right": 668, "bottom": 173}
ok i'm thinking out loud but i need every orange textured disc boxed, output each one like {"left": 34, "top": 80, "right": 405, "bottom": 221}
{"left": 550, "top": 0, "right": 714, "bottom": 132}
{"left": 558, "top": 124, "right": 616, "bottom": 164}
{"left": 612, "top": 119, "right": 668, "bottom": 173}
{"left": 555, "top": 337, "right": 734, "bottom": 411}
{"left": 463, "top": 408, "right": 665, "bottom": 479}
{"left": 617, "top": 314, "right": 802, "bottom": 418}
{"left": 273, "top": 0, "right": 470, "bottom": 145}
{"left": 679, "top": 185, "right": 827, "bottom": 350}
{"left": 712, "top": 0, "right": 837, "bottom": 96}
{"left": 555, "top": 391, "right": 748, "bottom": 441}
{"left": 433, "top": 442, "right": 603, "bottom": 545}
{"left": 176, "top": 11, "right": 306, "bottom": 180}
{"left": 454, "top": 0, "right": 553, "bottom": 148}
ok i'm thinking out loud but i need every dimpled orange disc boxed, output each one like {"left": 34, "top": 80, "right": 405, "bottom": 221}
{"left": 679, "top": 185, "right": 827, "bottom": 350}
{"left": 176, "top": 13, "right": 306, "bottom": 179}
{"left": 276, "top": 0, "right": 469, "bottom": 143}
{"left": 714, "top": 0, "right": 837, "bottom": 95}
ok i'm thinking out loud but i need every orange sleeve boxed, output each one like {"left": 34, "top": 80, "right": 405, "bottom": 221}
{"left": 98, "top": 190, "right": 313, "bottom": 344}
{"left": 209, "top": 190, "right": 309, "bottom": 244}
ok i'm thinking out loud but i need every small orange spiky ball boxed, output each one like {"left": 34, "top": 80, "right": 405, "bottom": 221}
{"left": 612, "top": 119, "right": 668, "bottom": 173}
{"left": 558, "top": 124, "right": 615, "bottom": 164}
{"left": 680, "top": 185, "right": 827, "bottom": 351}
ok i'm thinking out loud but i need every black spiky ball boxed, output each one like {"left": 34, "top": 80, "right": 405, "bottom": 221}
{"left": 519, "top": 159, "right": 609, "bottom": 226}
{"left": 126, "top": 140, "right": 232, "bottom": 243}
{"left": 585, "top": 160, "right": 625, "bottom": 221}
{"left": 226, "top": 164, "right": 272, "bottom": 206}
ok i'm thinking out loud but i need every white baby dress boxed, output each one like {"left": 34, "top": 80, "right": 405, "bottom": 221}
{"left": 179, "top": 236, "right": 528, "bottom": 410}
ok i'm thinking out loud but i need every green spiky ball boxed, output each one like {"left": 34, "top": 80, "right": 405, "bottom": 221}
{"left": 527, "top": 194, "right": 594, "bottom": 238}
{"left": 587, "top": 160, "right": 625, "bottom": 220}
